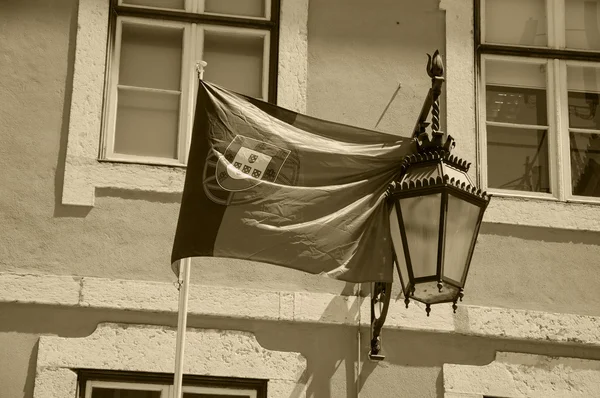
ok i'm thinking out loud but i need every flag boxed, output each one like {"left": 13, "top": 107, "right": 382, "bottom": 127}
{"left": 171, "top": 81, "right": 412, "bottom": 282}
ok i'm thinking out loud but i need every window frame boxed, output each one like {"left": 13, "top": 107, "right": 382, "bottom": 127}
{"left": 61, "top": 0, "right": 308, "bottom": 207}
{"left": 475, "top": 0, "right": 600, "bottom": 204}
{"left": 78, "top": 369, "right": 267, "bottom": 398}
{"left": 101, "top": 0, "right": 279, "bottom": 167}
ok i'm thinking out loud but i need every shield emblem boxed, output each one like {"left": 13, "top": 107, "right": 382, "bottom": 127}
{"left": 215, "top": 135, "right": 291, "bottom": 192}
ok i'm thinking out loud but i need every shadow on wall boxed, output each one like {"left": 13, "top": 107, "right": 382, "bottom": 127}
{"left": 96, "top": 188, "right": 183, "bottom": 204}
{"left": 23, "top": 340, "right": 39, "bottom": 398}
{"left": 481, "top": 222, "right": 600, "bottom": 245}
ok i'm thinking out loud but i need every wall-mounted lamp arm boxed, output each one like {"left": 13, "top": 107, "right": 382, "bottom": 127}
{"left": 369, "top": 281, "right": 392, "bottom": 361}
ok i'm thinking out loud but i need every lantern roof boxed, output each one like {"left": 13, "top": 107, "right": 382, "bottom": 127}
{"left": 390, "top": 149, "right": 490, "bottom": 203}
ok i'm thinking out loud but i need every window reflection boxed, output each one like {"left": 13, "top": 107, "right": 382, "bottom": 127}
{"left": 486, "top": 86, "right": 547, "bottom": 125}
{"left": 487, "top": 126, "right": 550, "bottom": 193}
{"left": 570, "top": 132, "right": 600, "bottom": 197}
{"left": 568, "top": 92, "right": 600, "bottom": 129}
{"left": 565, "top": 0, "right": 600, "bottom": 50}
{"left": 92, "top": 388, "right": 162, "bottom": 398}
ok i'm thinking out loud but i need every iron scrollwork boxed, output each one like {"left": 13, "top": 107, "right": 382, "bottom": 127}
{"left": 368, "top": 281, "right": 392, "bottom": 360}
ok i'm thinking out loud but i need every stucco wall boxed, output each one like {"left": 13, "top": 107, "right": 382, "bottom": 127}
{"left": 307, "top": 0, "right": 445, "bottom": 135}
{"left": 4, "top": 303, "right": 600, "bottom": 398}
{"left": 0, "top": 0, "right": 443, "bottom": 295}
{"left": 1, "top": 2, "right": 600, "bottom": 395}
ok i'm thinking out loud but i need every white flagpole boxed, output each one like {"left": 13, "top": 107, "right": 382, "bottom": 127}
{"left": 173, "top": 257, "right": 191, "bottom": 398}
{"left": 172, "top": 60, "right": 206, "bottom": 398}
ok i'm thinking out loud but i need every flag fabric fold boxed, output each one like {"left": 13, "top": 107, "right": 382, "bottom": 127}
{"left": 171, "top": 81, "right": 413, "bottom": 282}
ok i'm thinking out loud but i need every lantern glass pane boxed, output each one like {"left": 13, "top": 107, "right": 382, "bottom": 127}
{"left": 389, "top": 204, "right": 409, "bottom": 293}
{"left": 399, "top": 193, "right": 441, "bottom": 279}
{"left": 443, "top": 194, "right": 481, "bottom": 284}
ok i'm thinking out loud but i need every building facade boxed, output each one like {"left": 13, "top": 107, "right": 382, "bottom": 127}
{"left": 1, "top": 0, "right": 600, "bottom": 397}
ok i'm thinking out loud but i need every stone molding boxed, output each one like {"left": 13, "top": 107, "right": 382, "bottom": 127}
{"left": 3, "top": 272, "right": 600, "bottom": 348}
{"left": 443, "top": 351, "right": 600, "bottom": 397}
{"left": 34, "top": 323, "right": 307, "bottom": 398}
{"left": 62, "top": 0, "right": 308, "bottom": 207}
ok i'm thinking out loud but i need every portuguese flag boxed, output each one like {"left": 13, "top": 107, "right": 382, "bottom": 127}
{"left": 171, "top": 81, "right": 411, "bottom": 282}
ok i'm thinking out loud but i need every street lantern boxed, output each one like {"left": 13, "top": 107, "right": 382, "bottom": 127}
{"left": 388, "top": 145, "right": 490, "bottom": 316}
{"left": 369, "top": 50, "right": 490, "bottom": 360}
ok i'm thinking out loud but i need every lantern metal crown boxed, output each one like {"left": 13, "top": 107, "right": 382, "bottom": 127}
{"left": 369, "top": 50, "right": 491, "bottom": 361}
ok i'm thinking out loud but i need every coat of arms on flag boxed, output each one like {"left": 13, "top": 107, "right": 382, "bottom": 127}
{"left": 215, "top": 135, "right": 290, "bottom": 192}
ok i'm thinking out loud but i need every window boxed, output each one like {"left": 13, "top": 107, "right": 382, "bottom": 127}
{"left": 101, "top": 0, "right": 279, "bottom": 166}
{"left": 79, "top": 370, "right": 267, "bottom": 398}
{"left": 62, "top": 0, "right": 306, "bottom": 206}
{"left": 477, "top": 0, "right": 600, "bottom": 203}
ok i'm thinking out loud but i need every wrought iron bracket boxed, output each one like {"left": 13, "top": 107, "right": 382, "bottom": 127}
{"left": 368, "top": 281, "right": 392, "bottom": 361}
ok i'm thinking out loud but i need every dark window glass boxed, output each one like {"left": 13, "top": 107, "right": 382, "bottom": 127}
{"left": 486, "top": 86, "right": 547, "bottom": 125}
{"left": 486, "top": 126, "right": 550, "bottom": 192}
{"left": 184, "top": 394, "right": 250, "bottom": 398}
{"left": 92, "top": 388, "right": 162, "bottom": 398}
{"left": 570, "top": 132, "right": 600, "bottom": 197}
{"left": 568, "top": 92, "right": 600, "bottom": 129}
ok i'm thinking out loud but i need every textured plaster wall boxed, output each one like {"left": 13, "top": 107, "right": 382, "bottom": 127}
{"left": 1, "top": 0, "right": 600, "bottom": 383}
{"left": 4, "top": 303, "right": 600, "bottom": 398}
{"left": 307, "top": 0, "right": 445, "bottom": 136}
{"left": 0, "top": 0, "right": 442, "bottom": 295}
{"left": 468, "top": 224, "right": 600, "bottom": 317}
{"left": 0, "top": 0, "right": 344, "bottom": 294}
{"left": 305, "top": 0, "right": 600, "bottom": 317}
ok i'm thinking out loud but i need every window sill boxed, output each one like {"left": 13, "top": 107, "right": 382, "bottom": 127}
{"left": 483, "top": 194, "right": 600, "bottom": 232}
{"left": 63, "top": 159, "right": 187, "bottom": 206}
{"left": 62, "top": 0, "right": 308, "bottom": 207}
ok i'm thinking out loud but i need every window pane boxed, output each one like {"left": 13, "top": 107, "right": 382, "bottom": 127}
{"left": 184, "top": 394, "right": 250, "bottom": 398}
{"left": 486, "top": 86, "right": 547, "bottom": 125}
{"left": 122, "top": 0, "right": 184, "bottom": 9}
{"left": 204, "top": 0, "right": 265, "bottom": 18}
{"left": 114, "top": 88, "right": 179, "bottom": 159}
{"left": 119, "top": 22, "right": 183, "bottom": 91}
{"left": 485, "top": 59, "right": 547, "bottom": 126}
{"left": 567, "top": 65, "right": 600, "bottom": 129}
{"left": 92, "top": 388, "right": 162, "bottom": 398}
{"left": 203, "top": 31, "right": 264, "bottom": 98}
{"left": 485, "top": 0, "right": 547, "bottom": 46}
{"left": 568, "top": 92, "right": 600, "bottom": 129}
{"left": 565, "top": 0, "right": 600, "bottom": 50}
{"left": 486, "top": 126, "right": 550, "bottom": 192}
{"left": 486, "top": 59, "right": 547, "bottom": 91}
{"left": 443, "top": 194, "right": 481, "bottom": 285}
{"left": 570, "top": 132, "right": 600, "bottom": 197}
{"left": 399, "top": 194, "right": 441, "bottom": 279}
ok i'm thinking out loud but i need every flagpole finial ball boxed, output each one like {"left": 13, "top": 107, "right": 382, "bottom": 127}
{"left": 195, "top": 60, "right": 207, "bottom": 79}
